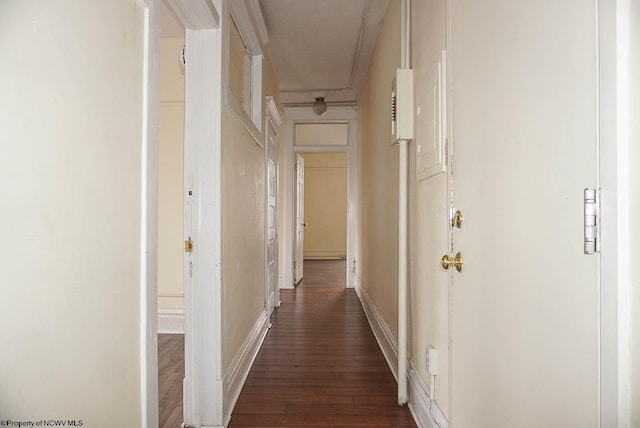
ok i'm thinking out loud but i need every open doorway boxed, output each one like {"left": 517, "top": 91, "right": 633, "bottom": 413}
{"left": 157, "top": 2, "right": 185, "bottom": 427}
{"left": 153, "top": 1, "right": 223, "bottom": 426}
{"left": 283, "top": 110, "right": 357, "bottom": 291}
{"left": 296, "top": 151, "right": 348, "bottom": 288}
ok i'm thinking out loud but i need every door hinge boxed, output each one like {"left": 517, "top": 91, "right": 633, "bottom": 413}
{"left": 184, "top": 237, "right": 193, "bottom": 253}
{"left": 584, "top": 188, "right": 600, "bottom": 254}
{"left": 293, "top": 260, "right": 297, "bottom": 269}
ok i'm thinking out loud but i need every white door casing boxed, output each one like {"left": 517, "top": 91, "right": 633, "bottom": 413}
{"left": 166, "top": 0, "right": 224, "bottom": 426}
{"left": 283, "top": 107, "right": 357, "bottom": 290}
{"left": 140, "top": 1, "right": 160, "bottom": 426}
{"left": 448, "top": 0, "right": 600, "bottom": 426}
{"left": 294, "top": 153, "right": 305, "bottom": 284}
{"left": 266, "top": 96, "right": 282, "bottom": 315}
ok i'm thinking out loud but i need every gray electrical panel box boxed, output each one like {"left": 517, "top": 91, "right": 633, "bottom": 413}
{"left": 391, "top": 68, "right": 414, "bottom": 144}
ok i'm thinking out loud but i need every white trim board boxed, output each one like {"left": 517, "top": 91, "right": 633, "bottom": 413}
{"left": 224, "top": 0, "right": 263, "bottom": 140}
{"left": 355, "top": 274, "right": 447, "bottom": 428}
{"left": 182, "top": 7, "right": 224, "bottom": 426}
{"left": 355, "top": 276, "right": 398, "bottom": 380}
{"left": 223, "top": 310, "right": 270, "bottom": 426}
{"left": 278, "top": 274, "right": 291, "bottom": 290}
{"left": 166, "top": 0, "right": 220, "bottom": 29}
{"left": 408, "top": 363, "right": 449, "bottom": 428}
{"left": 141, "top": 1, "right": 160, "bottom": 426}
{"left": 283, "top": 106, "right": 358, "bottom": 293}
{"left": 158, "top": 308, "right": 185, "bottom": 334}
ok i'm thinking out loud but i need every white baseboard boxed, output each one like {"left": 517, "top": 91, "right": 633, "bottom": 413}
{"left": 355, "top": 277, "right": 398, "bottom": 380}
{"left": 185, "top": 425, "right": 223, "bottom": 428}
{"left": 303, "top": 251, "right": 347, "bottom": 259}
{"left": 158, "top": 308, "right": 185, "bottom": 334}
{"left": 347, "top": 271, "right": 357, "bottom": 289}
{"left": 223, "top": 310, "right": 270, "bottom": 425}
{"left": 354, "top": 274, "right": 447, "bottom": 428}
{"left": 408, "top": 363, "right": 449, "bottom": 428}
{"left": 279, "top": 274, "right": 294, "bottom": 289}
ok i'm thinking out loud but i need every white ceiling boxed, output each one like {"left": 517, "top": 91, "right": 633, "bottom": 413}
{"left": 259, "top": 0, "right": 388, "bottom": 106}
{"left": 160, "top": 0, "right": 389, "bottom": 106}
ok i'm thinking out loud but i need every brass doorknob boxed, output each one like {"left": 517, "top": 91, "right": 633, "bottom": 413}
{"left": 441, "top": 252, "right": 463, "bottom": 272}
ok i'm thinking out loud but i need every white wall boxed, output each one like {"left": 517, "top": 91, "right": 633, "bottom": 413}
{"left": 356, "top": 0, "right": 400, "bottom": 334}
{"left": 220, "top": 4, "right": 281, "bottom": 372}
{"left": 0, "top": 1, "right": 148, "bottom": 425}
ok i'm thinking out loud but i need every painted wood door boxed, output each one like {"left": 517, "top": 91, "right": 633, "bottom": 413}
{"left": 294, "top": 153, "right": 305, "bottom": 284}
{"left": 448, "top": 1, "right": 600, "bottom": 427}
{"left": 266, "top": 118, "right": 279, "bottom": 315}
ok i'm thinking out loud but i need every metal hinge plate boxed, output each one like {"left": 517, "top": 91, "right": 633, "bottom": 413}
{"left": 584, "top": 188, "right": 600, "bottom": 254}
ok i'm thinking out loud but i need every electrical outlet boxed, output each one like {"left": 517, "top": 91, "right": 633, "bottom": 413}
{"left": 426, "top": 345, "right": 438, "bottom": 376}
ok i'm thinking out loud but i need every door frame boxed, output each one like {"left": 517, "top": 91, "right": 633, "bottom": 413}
{"left": 598, "top": 0, "right": 633, "bottom": 425}
{"left": 283, "top": 106, "right": 357, "bottom": 289}
{"left": 182, "top": 23, "right": 224, "bottom": 428}
{"left": 143, "top": 0, "right": 224, "bottom": 426}
{"left": 265, "top": 96, "right": 283, "bottom": 316}
{"left": 294, "top": 153, "right": 305, "bottom": 284}
{"left": 139, "top": 1, "right": 159, "bottom": 426}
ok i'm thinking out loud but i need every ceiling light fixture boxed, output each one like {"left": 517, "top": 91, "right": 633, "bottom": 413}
{"left": 312, "top": 97, "right": 327, "bottom": 115}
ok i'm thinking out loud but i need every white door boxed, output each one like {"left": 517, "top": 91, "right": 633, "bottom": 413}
{"left": 266, "top": 118, "right": 279, "bottom": 315}
{"left": 448, "top": 1, "right": 599, "bottom": 427}
{"left": 294, "top": 153, "right": 305, "bottom": 284}
{"left": 412, "top": 41, "right": 452, "bottom": 412}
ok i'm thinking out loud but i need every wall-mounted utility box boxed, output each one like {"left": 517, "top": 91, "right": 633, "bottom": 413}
{"left": 391, "top": 68, "right": 414, "bottom": 144}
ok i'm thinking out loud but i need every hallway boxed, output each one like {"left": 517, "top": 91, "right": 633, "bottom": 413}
{"left": 158, "top": 260, "right": 415, "bottom": 427}
{"left": 227, "top": 260, "right": 416, "bottom": 427}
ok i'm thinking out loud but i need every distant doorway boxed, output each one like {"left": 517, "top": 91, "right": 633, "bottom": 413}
{"left": 299, "top": 152, "right": 348, "bottom": 262}
{"left": 283, "top": 107, "right": 357, "bottom": 290}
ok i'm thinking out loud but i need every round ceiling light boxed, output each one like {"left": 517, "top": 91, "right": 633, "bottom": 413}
{"left": 312, "top": 97, "right": 327, "bottom": 115}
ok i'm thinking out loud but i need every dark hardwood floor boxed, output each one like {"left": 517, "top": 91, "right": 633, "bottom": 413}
{"left": 158, "top": 333, "right": 184, "bottom": 428}
{"left": 298, "top": 259, "right": 347, "bottom": 288}
{"left": 159, "top": 259, "right": 415, "bottom": 427}
{"left": 229, "top": 262, "right": 416, "bottom": 427}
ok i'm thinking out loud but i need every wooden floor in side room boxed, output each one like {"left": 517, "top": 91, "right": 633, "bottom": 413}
{"left": 158, "top": 333, "right": 184, "bottom": 428}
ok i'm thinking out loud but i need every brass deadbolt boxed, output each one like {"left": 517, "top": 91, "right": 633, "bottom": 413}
{"left": 453, "top": 210, "right": 464, "bottom": 229}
